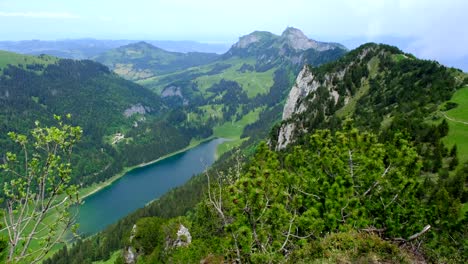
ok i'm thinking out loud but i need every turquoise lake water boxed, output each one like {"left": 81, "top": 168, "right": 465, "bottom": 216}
{"left": 77, "top": 138, "right": 225, "bottom": 235}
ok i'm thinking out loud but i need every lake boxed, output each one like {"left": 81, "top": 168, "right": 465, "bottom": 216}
{"left": 77, "top": 138, "right": 225, "bottom": 235}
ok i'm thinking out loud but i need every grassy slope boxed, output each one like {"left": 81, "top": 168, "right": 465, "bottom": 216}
{"left": 443, "top": 86, "right": 468, "bottom": 162}
{"left": 138, "top": 57, "right": 276, "bottom": 98}
{"left": 137, "top": 56, "right": 276, "bottom": 157}
{"left": 213, "top": 107, "right": 263, "bottom": 157}
{"left": 195, "top": 61, "right": 276, "bottom": 98}
{"left": 336, "top": 56, "right": 379, "bottom": 118}
{"left": 0, "top": 50, "right": 58, "bottom": 71}
{"left": 92, "top": 251, "right": 120, "bottom": 264}
{"left": 136, "top": 65, "right": 212, "bottom": 94}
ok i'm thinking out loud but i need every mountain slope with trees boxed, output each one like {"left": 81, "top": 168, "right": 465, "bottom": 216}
{"left": 46, "top": 44, "right": 467, "bottom": 263}
{"left": 0, "top": 51, "right": 211, "bottom": 188}
{"left": 134, "top": 27, "right": 347, "bottom": 154}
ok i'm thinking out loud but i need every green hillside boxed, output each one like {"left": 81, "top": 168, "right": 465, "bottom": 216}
{"left": 130, "top": 28, "right": 347, "bottom": 156}
{"left": 48, "top": 43, "right": 468, "bottom": 264}
{"left": 0, "top": 51, "right": 210, "bottom": 187}
{"left": 94, "top": 41, "right": 219, "bottom": 80}
{"left": 442, "top": 85, "right": 468, "bottom": 162}
{"left": 0, "top": 50, "right": 58, "bottom": 71}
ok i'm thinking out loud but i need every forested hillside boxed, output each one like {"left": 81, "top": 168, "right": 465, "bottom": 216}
{"left": 46, "top": 44, "right": 467, "bottom": 263}
{"left": 0, "top": 51, "right": 211, "bottom": 188}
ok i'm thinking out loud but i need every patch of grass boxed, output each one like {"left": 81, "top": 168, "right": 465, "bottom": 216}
{"left": 444, "top": 121, "right": 468, "bottom": 163}
{"left": 336, "top": 79, "right": 370, "bottom": 118}
{"left": 443, "top": 87, "right": 468, "bottom": 163}
{"left": 191, "top": 104, "right": 223, "bottom": 122}
{"left": 213, "top": 108, "right": 262, "bottom": 139}
{"left": 368, "top": 56, "right": 380, "bottom": 78}
{"left": 216, "top": 138, "right": 248, "bottom": 158}
{"left": 137, "top": 57, "right": 258, "bottom": 95}
{"left": 445, "top": 87, "right": 468, "bottom": 122}
{"left": 335, "top": 58, "right": 379, "bottom": 118}
{"left": 0, "top": 50, "right": 58, "bottom": 73}
{"left": 92, "top": 250, "right": 121, "bottom": 264}
{"left": 213, "top": 107, "right": 262, "bottom": 156}
{"left": 195, "top": 61, "right": 276, "bottom": 98}
{"left": 392, "top": 54, "right": 409, "bottom": 62}
{"left": 460, "top": 203, "right": 468, "bottom": 221}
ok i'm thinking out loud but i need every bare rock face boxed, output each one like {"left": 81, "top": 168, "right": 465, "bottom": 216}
{"left": 124, "top": 247, "right": 136, "bottom": 264}
{"left": 276, "top": 123, "right": 296, "bottom": 150}
{"left": 123, "top": 103, "right": 151, "bottom": 117}
{"left": 161, "top": 86, "right": 183, "bottom": 98}
{"left": 277, "top": 65, "right": 319, "bottom": 150}
{"left": 234, "top": 34, "right": 262, "bottom": 49}
{"left": 282, "top": 65, "right": 318, "bottom": 120}
{"left": 173, "top": 224, "right": 192, "bottom": 247}
{"left": 276, "top": 46, "right": 375, "bottom": 150}
{"left": 124, "top": 224, "right": 138, "bottom": 264}
{"left": 281, "top": 27, "right": 343, "bottom": 51}
{"left": 281, "top": 27, "right": 317, "bottom": 51}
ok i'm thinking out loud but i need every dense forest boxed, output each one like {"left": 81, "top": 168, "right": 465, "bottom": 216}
{"left": 45, "top": 44, "right": 468, "bottom": 263}
{"left": 0, "top": 52, "right": 212, "bottom": 190}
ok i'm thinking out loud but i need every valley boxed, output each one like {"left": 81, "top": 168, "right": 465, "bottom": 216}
{"left": 44, "top": 41, "right": 467, "bottom": 264}
{"left": 0, "top": 22, "right": 466, "bottom": 264}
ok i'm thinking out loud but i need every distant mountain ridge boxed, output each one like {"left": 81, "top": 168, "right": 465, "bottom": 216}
{"left": 0, "top": 39, "right": 230, "bottom": 60}
{"left": 232, "top": 27, "right": 346, "bottom": 52}
{"left": 94, "top": 41, "right": 220, "bottom": 80}
{"left": 223, "top": 27, "right": 347, "bottom": 72}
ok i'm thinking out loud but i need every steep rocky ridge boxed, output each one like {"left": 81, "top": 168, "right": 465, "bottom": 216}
{"left": 274, "top": 43, "right": 464, "bottom": 149}
{"left": 225, "top": 27, "right": 346, "bottom": 70}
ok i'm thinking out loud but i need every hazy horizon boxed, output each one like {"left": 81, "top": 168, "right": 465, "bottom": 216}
{"left": 1, "top": 0, "right": 467, "bottom": 70}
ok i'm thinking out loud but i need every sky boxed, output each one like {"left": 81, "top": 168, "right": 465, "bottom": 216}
{"left": 0, "top": 0, "right": 467, "bottom": 69}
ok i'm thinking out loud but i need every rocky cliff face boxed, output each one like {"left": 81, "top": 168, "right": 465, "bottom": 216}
{"left": 276, "top": 46, "right": 376, "bottom": 150}
{"left": 280, "top": 27, "right": 345, "bottom": 52}
{"left": 124, "top": 224, "right": 138, "bottom": 264}
{"left": 225, "top": 27, "right": 347, "bottom": 67}
{"left": 233, "top": 31, "right": 274, "bottom": 49}
{"left": 173, "top": 224, "right": 192, "bottom": 247}
{"left": 276, "top": 65, "right": 318, "bottom": 149}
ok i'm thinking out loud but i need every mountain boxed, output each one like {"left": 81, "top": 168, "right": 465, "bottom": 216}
{"left": 46, "top": 43, "right": 468, "bottom": 263}
{"left": 94, "top": 41, "right": 220, "bottom": 80}
{"left": 0, "top": 50, "right": 211, "bottom": 186}
{"left": 0, "top": 39, "right": 230, "bottom": 60}
{"left": 224, "top": 27, "right": 346, "bottom": 70}
{"left": 273, "top": 43, "right": 467, "bottom": 153}
{"left": 135, "top": 28, "right": 347, "bottom": 154}
{"left": 0, "top": 39, "right": 133, "bottom": 59}
{"left": 145, "top": 40, "right": 229, "bottom": 54}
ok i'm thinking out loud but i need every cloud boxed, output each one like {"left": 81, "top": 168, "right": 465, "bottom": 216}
{"left": 0, "top": 11, "right": 79, "bottom": 19}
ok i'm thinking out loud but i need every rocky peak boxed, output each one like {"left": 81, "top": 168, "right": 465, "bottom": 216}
{"left": 280, "top": 27, "right": 346, "bottom": 52}
{"left": 280, "top": 27, "right": 318, "bottom": 51}
{"left": 233, "top": 31, "right": 276, "bottom": 49}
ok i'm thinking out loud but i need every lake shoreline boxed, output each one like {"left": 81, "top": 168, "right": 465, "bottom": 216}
{"left": 79, "top": 136, "right": 217, "bottom": 200}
